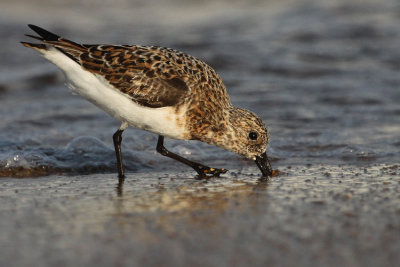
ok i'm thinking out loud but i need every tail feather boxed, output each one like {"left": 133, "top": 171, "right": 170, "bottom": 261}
{"left": 26, "top": 24, "right": 84, "bottom": 50}
{"left": 24, "top": 34, "right": 44, "bottom": 41}
{"left": 23, "top": 24, "right": 86, "bottom": 63}
{"left": 21, "top": 41, "right": 47, "bottom": 50}
{"left": 28, "top": 24, "right": 60, "bottom": 41}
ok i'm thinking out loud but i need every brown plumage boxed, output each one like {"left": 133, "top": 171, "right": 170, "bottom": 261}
{"left": 22, "top": 24, "right": 273, "bottom": 179}
{"left": 25, "top": 33, "right": 228, "bottom": 110}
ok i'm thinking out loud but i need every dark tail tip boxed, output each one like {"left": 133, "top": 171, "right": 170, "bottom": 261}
{"left": 25, "top": 34, "right": 43, "bottom": 41}
{"left": 28, "top": 24, "right": 60, "bottom": 41}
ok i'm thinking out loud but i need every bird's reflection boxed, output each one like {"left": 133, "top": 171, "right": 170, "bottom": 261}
{"left": 257, "top": 176, "right": 271, "bottom": 183}
{"left": 253, "top": 176, "right": 270, "bottom": 190}
{"left": 114, "top": 173, "right": 272, "bottom": 198}
{"left": 116, "top": 177, "right": 125, "bottom": 197}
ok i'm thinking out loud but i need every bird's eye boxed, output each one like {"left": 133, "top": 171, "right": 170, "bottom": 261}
{"left": 248, "top": 131, "right": 258, "bottom": 141}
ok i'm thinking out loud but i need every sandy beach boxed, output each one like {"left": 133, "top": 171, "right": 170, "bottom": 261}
{"left": 1, "top": 0, "right": 399, "bottom": 266}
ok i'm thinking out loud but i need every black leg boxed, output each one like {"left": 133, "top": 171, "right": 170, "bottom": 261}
{"left": 113, "top": 129, "right": 125, "bottom": 179}
{"left": 156, "top": 135, "right": 228, "bottom": 179}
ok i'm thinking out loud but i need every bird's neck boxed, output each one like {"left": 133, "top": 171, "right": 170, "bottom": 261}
{"left": 195, "top": 106, "right": 242, "bottom": 155}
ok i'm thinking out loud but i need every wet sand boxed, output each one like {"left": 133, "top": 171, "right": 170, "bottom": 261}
{"left": 1, "top": 0, "right": 400, "bottom": 266}
{"left": 1, "top": 165, "right": 399, "bottom": 266}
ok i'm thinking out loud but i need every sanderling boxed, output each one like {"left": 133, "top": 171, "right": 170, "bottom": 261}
{"left": 22, "top": 24, "right": 272, "bottom": 179}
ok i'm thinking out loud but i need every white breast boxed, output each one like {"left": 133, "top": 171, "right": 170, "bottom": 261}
{"left": 40, "top": 48, "right": 188, "bottom": 140}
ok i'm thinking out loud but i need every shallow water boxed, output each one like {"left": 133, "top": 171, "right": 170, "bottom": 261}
{"left": 1, "top": 165, "right": 399, "bottom": 266}
{"left": 1, "top": 0, "right": 400, "bottom": 176}
{"left": 0, "top": 0, "right": 400, "bottom": 266}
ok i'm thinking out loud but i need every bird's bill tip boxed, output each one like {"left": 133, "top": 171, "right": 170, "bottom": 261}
{"left": 255, "top": 151, "right": 273, "bottom": 177}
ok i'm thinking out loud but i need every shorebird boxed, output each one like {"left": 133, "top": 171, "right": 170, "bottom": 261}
{"left": 22, "top": 24, "right": 272, "bottom": 179}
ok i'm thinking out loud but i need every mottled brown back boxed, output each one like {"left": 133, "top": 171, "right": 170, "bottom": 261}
{"left": 46, "top": 42, "right": 230, "bottom": 110}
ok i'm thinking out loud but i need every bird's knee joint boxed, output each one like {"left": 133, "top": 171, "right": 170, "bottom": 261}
{"left": 157, "top": 146, "right": 168, "bottom": 156}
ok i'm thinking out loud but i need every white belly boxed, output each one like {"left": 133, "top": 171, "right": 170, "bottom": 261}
{"left": 41, "top": 48, "right": 188, "bottom": 140}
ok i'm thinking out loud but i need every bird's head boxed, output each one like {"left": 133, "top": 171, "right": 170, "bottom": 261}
{"left": 208, "top": 107, "right": 273, "bottom": 177}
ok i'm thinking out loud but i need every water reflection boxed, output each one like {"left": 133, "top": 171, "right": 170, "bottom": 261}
{"left": 116, "top": 177, "right": 124, "bottom": 197}
{"left": 110, "top": 174, "right": 272, "bottom": 217}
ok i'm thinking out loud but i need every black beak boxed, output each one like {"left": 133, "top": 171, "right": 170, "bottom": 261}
{"left": 255, "top": 151, "right": 273, "bottom": 177}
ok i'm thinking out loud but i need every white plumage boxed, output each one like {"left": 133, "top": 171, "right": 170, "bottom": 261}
{"left": 40, "top": 47, "right": 188, "bottom": 140}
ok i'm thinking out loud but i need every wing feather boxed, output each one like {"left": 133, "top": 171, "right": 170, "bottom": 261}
{"left": 23, "top": 25, "right": 205, "bottom": 108}
{"left": 78, "top": 45, "right": 190, "bottom": 108}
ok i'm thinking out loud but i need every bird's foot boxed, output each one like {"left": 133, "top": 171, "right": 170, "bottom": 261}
{"left": 195, "top": 166, "right": 228, "bottom": 179}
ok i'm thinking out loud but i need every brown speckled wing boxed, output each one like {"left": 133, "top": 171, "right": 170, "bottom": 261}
{"left": 24, "top": 24, "right": 230, "bottom": 111}
{"left": 71, "top": 45, "right": 190, "bottom": 108}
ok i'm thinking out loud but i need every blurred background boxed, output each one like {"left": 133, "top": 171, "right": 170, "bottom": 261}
{"left": 0, "top": 0, "right": 399, "bottom": 266}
